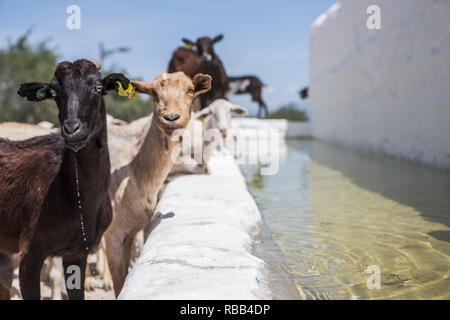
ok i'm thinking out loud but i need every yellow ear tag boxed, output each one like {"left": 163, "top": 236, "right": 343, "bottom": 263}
{"left": 116, "top": 81, "right": 139, "bottom": 99}
{"left": 185, "top": 43, "right": 193, "bottom": 50}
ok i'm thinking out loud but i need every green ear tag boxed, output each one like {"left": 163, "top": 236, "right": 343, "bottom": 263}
{"left": 36, "top": 87, "right": 46, "bottom": 100}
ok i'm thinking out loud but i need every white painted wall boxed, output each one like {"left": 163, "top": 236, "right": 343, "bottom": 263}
{"left": 310, "top": 0, "right": 450, "bottom": 169}
{"left": 231, "top": 118, "right": 312, "bottom": 138}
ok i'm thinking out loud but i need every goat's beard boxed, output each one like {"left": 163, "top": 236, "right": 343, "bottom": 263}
{"left": 64, "top": 131, "right": 91, "bottom": 152}
{"left": 66, "top": 121, "right": 104, "bottom": 152}
{"left": 162, "top": 126, "right": 183, "bottom": 139}
{"left": 159, "top": 119, "right": 185, "bottom": 136}
{"left": 65, "top": 139, "right": 88, "bottom": 152}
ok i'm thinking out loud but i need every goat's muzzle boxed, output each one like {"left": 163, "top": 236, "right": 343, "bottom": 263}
{"left": 163, "top": 113, "right": 180, "bottom": 122}
{"left": 63, "top": 119, "right": 81, "bottom": 135}
{"left": 62, "top": 119, "right": 89, "bottom": 152}
{"left": 201, "top": 53, "right": 213, "bottom": 63}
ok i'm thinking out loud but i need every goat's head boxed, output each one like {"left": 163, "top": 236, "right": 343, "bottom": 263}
{"left": 131, "top": 72, "right": 211, "bottom": 136}
{"left": 182, "top": 34, "right": 224, "bottom": 63}
{"left": 18, "top": 59, "right": 129, "bottom": 151}
{"left": 196, "top": 99, "right": 248, "bottom": 138}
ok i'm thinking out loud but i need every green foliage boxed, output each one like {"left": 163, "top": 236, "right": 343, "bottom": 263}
{"left": 102, "top": 66, "right": 153, "bottom": 122}
{"left": 268, "top": 103, "right": 309, "bottom": 121}
{"left": 105, "top": 94, "right": 153, "bottom": 123}
{"left": 0, "top": 31, "right": 59, "bottom": 124}
{"left": 0, "top": 32, "right": 153, "bottom": 124}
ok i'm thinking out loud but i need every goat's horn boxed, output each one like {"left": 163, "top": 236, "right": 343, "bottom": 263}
{"left": 87, "top": 58, "right": 102, "bottom": 70}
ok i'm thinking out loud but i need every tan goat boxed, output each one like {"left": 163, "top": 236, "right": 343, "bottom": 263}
{"left": 105, "top": 72, "right": 212, "bottom": 296}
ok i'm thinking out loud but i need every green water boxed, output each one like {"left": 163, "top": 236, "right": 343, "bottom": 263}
{"left": 240, "top": 140, "right": 450, "bottom": 300}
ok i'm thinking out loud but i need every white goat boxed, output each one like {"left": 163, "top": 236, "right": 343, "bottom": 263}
{"left": 195, "top": 99, "right": 248, "bottom": 169}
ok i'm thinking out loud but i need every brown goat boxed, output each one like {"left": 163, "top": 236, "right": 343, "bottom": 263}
{"left": 168, "top": 35, "right": 228, "bottom": 110}
{"left": 0, "top": 59, "right": 129, "bottom": 300}
{"left": 226, "top": 75, "right": 269, "bottom": 118}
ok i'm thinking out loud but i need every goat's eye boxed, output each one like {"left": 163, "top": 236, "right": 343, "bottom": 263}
{"left": 50, "top": 89, "right": 57, "bottom": 97}
{"left": 187, "top": 89, "right": 194, "bottom": 94}
{"left": 96, "top": 85, "right": 103, "bottom": 92}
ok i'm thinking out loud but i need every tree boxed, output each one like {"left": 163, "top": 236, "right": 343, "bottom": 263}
{"left": 105, "top": 93, "right": 154, "bottom": 123}
{"left": 0, "top": 31, "right": 59, "bottom": 123}
{"left": 267, "top": 103, "right": 308, "bottom": 121}
{"left": 102, "top": 66, "right": 153, "bottom": 123}
{"left": 0, "top": 32, "right": 153, "bottom": 124}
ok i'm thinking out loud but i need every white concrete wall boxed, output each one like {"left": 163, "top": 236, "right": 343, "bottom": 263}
{"left": 231, "top": 118, "right": 312, "bottom": 138}
{"left": 286, "top": 121, "right": 312, "bottom": 138}
{"left": 119, "top": 151, "right": 272, "bottom": 300}
{"left": 310, "top": 0, "right": 450, "bottom": 169}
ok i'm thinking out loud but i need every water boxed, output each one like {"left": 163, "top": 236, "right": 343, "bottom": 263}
{"left": 240, "top": 139, "right": 450, "bottom": 300}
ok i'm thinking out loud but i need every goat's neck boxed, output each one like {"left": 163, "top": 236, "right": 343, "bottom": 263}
{"left": 64, "top": 120, "right": 110, "bottom": 208}
{"left": 131, "top": 116, "right": 177, "bottom": 196}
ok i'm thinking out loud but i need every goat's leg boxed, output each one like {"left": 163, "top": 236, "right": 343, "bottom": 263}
{"left": 253, "top": 90, "right": 268, "bottom": 118}
{"left": 41, "top": 257, "right": 64, "bottom": 299}
{"left": 19, "top": 251, "right": 45, "bottom": 300}
{"left": 96, "top": 239, "right": 113, "bottom": 291}
{"left": 257, "top": 105, "right": 263, "bottom": 118}
{"left": 202, "top": 140, "right": 215, "bottom": 172}
{"left": 0, "top": 282, "right": 10, "bottom": 300}
{"left": 257, "top": 101, "right": 268, "bottom": 118}
{"left": 260, "top": 99, "right": 269, "bottom": 118}
{"left": 96, "top": 240, "right": 106, "bottom": 276}
{"left": 49, "top": 257, "right": 65, "bottom": 300}
{"left": 262, "top": 102, "right": 269, "bottom": 118}
{"left": 263, "top": 104, "right": 269, "bottom": 118}
{"left": 62, "top": 255, "right": 87, "bottom": 300}
{"left": 101, "top": 250, "right": 113, "bottom": 291}
{"left": 105, "top": 233, "right": 127, "bottom": 297}
{"left": 84, "top": 260, "right": 96, "bottom": 291}
{"left": 121, "top": 233, "right": 137, "bottom": 276}
{"left": 84, "top": 251, "right": 103, "bottom": 291}
{"left": 251, "top": 92, "right": 263, "bottom": 119}
{"left": 0, "top": 253, "right": 13, "bottom": 300}
{"left": 131, "top": 231, "right": 144, "bottom": 265}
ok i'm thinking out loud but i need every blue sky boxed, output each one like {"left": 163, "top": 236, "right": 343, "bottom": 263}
{"left": 0, "top": 0, "right": 335, "bottom": 115}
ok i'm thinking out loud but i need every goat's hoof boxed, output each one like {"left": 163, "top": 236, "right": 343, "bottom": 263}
{"left": 201, "top": 164, "right": 210, "bottom": 174}
{"left": 103, "top": 279, "right": 113, "bottom": 291}
{"left": 84, "top": 277, "right": 96, "bottom": 291}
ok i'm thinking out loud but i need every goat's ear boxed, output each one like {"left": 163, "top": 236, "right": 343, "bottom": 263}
{"left": 194, "top": 107, "right": 213, "bottom": 121}
{"left": 182, "top": 38, "right": 195, "bottom": 49}
{"left": 192, "top": 74, "right": 212, "bottom": 97}
{"left": 130, "top": 80, "right": 155, "bottom": 96}
{"left": 17, "top": 82, "right": 52, "bottom": 101}
{"left": 102, "top": 73, "right": 130, "bottom": 94}
{"left": 231, "top": 104, "right": 248, "bottom": 116}
{"left": 212, "top": 34, "right": 224, "bottom": 44}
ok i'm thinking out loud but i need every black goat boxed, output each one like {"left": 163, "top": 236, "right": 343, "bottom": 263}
{"left": 0, "top": 59, "right": 129, "bottom": 300}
